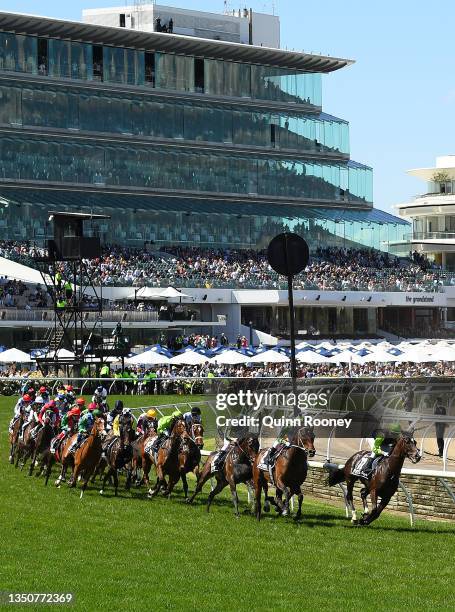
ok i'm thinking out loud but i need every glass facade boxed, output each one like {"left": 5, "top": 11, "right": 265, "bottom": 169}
{"left": 0, "top": 191, "right": 408, "bottom": 249}
{"left": 0, "top": 31, "right": 322, "bottom": 107}
{"left": 0, "top": 80, "right": 349, "bottom": 154}
{"left": 0, "top": 24, "right": 406, "bottom": 252}
{"left": 0, "top": 133, "right": 371, "bottom": 202}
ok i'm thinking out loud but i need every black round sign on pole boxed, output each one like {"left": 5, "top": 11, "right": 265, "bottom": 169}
{"left": 267, "top": 232, "right": 309, "bottom": 276}
{"left": 267, "top": 233, "right": 309, "bottom": 414}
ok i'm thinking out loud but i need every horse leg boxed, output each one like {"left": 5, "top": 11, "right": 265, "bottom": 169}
{"left": 125, "top": 466, "right": 132, "bottom": 491}
{"left": 346, "top": 477, "right": 358, "bottom": 523}
{"left": 254, "top": 477, "right": 263, "bottom": 521}
{"left": 113, "top": 469, "right": 119, "bottom": 497}
{"left": 206, "top": 477, "right": 226, "bottom": 513}
{"left": 142, "top": 455, "right": 152, "bottom": 489}
{"left": 360, "top": 489, "right": 386, "bottom": 525}
{"left": 281, "top": 487, "right": 291, "bottom": 517}
{"left": 360, "top": 487, "right": 369, "bottom": 517}
{"left": 165, "top": 473, "right": 179, "bottom": 499}
{"left": 180, "top": 471, "right": 189, "bottom": 500}
{"left": 294, "top": 487, "right": 304, "bottom": 520}
{"left": 148, "top": 464, "right": 164, "bottom": 497}
{"left": 187, "top": 462, "right": 212, "bottom": 504}
{"left": 100, "top": 467, "right": 113, "bottom": 495}
{"left": 229, "top": 480, "right": 240, "bottom": 517}
{"left": 274, "top": 488, "right": 284, "bottom": 514}
{"left": 44, "top": 454, "right": 54, "bottom": 486}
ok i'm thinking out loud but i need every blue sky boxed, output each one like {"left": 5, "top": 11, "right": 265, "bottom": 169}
{"left": 3, "top": 0, "right": 454, "bottom": 214}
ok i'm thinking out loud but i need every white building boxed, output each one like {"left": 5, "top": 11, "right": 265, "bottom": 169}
{"left": 394, "top": 156, "right": 455, "bottom": 270}
{"left": 82, "top": 3, "right": 280, "bottom": 48}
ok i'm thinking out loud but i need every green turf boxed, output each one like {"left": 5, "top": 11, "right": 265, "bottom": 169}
{"left": 1, "top": 395, "right": 454, "bottom": 612}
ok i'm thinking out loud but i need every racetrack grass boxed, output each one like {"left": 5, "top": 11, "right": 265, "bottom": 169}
{"left": 1, "top": 396, "right": 455, "bottom": 611}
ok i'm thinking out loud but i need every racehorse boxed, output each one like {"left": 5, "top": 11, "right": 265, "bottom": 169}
{"left": 187, "top": 435, "right": 260, "bottom": 516}
{"left": 177, "top": 430, "right": 202, "bottom": 500}
{"left": 9, "top": 413, "right": 24, "bottom": 464}
{"left": 148, "top": 419, "right": 186, "bottom": 498}
{"left": 68, "top": 418, "right": 106, "bottom": 498}
{"left": 99, "top": 414, "right": 135, "bottom": 496}
{"left": 252, "top": 427, "right": 316, "bottom": 521}
{"left": 15, "top": 418, "right": 54, "bottom": 476}
{"left": 326, "top": 432, "right": 421, "bottom": 525}
{"left": 43, "top": 422, "right": 80, "bottom": 486}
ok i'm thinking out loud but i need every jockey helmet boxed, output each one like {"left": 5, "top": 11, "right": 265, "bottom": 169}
{"left": 22, "top": 394, "right": 32, "bottom": 402}
{"left": 57, "top": 393, "right": 65, "bottom": 400}
{"left": 65, "top": 385, "right": 73, "bottom": 392}
{"left": 93, "top": 409, "right": 103, "bottom": 418}
{"left": 171, "top": 409, "right": 183, "bottom": 418}
{"left": 114, "top": 400, "right": 124, "bottom": 411}
{"left": 96, "top": 385, "right": 104, "bottom": 393}
{"left": 48, "top": 400, "right": 56, "bottom": 408}
{"left": 122, "top": 407, "right": 132, "bottom": 415}
{"left": 76, "top": 397, "right": 86, "bottom": 406}
{"left": 39, "top": 386, "right": 47, "bottom": 394}
{"left": 68, "top": 407, "right": 81, "bottom": 417}
{"left": 389, "top": 423, "right": 401, "bottom": 435}
{"left": 34, "top": 396, "right": 44, "bottom": 404}
{"left": 191, "top": 407, "right": 201, "bottom": 416}
{"left": 88, "top": 402, "right": 97, "bottom": 411}
{"left": 147, "top": 409, "right": 157, "bottom": 418}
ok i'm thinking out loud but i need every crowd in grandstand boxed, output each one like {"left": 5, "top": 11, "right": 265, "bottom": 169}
{"left": 0, "top": 241, "right": 448, "bottom": 292}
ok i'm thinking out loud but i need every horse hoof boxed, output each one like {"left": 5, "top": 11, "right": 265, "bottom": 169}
{"left": 80, "top": 491, "right": 84, "bottom": 499}
{"left": 99, "top": 490, "right": 104, "bottom": 495}
{"left": 264, "top": 502, "right": 270, "bottom": 513}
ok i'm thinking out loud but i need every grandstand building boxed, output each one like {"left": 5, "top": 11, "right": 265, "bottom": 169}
{"left": 393, "top": 155, "right": 455, "bottom": 270}
{"left": 0, "top": 6, "right": 407, "bottom": 250}
{"left": 3, "top": 4, "right": 451, "bottom": 349}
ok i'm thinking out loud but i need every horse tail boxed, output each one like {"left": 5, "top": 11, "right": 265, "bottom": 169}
{"left": 325, "top": 465, "right": 345, "bottom": 487}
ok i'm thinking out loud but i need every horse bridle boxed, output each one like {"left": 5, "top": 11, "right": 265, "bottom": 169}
{"left": 288, "top": 429, "right": 314, "bottom": 455}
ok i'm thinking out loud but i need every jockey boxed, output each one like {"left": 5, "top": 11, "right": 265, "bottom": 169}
{"left": 107, "top": 400, "right": 123, "bottom": 432}
{"left": 359, "top": 423, "right": 402, "bottom": 478}
{"left": 73, "top": 397, "right": 86, "bottom": 412}
{"left": 38, "top": 400, "right": 60, "bottom": 429}
{"left": 92, "top": 385, "right": 108, "bottom": 405}
{"left": 152, "top": 409, "right": 182, "bottom": 452}
{"left": 268, "top": 428, "right": 291, "bottom": 465}
{"left": 76, "top": 404, "right": 97, "bottom": 443}
{"left": 39, "top": 385, "right": 50, "bottom": 402}
{"left": 13, "top": 393, "right": 32, "bottom": 418}
{"left": 50, "top": 406, "right": 81, "bottom": 454}
{"left": 55, "top": 392, "right": 68, "bottom": 415}
{"left": 183, "top": 406, "right": 202, "bottom": 429}
{"left": 112, "top": 407, "right": 134, "bottom": 437}
{"left": 136, "top": 409, "right": 158, "bottom": 436}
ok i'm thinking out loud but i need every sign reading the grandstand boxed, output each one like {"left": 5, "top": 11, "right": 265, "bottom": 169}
{"left": 405, "top": 295, "right": 436, "bottom": 304}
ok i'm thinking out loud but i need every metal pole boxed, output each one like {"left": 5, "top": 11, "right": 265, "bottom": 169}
{"left": 287, "top": 273, "right": 298, "bottom": 410}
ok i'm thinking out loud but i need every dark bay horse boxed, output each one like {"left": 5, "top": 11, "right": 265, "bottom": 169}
{"left": 100, "top": 415, "right": 135, "bottom": 496}
{"left": 253, "top": 427, "right": 316, "bottom": 521}
{"left": 148, "top": 419, "right": 186, "bottom": 498}
{"left": 15, "top": 418, "right": 54, "bottom": 476}
{"left": 326, "top": 433, "right": 421, "bottom": 525}
{"left": 177, "top": 431, "right": 202, "bottom": 500}
{"left": 69, "top": 418, "right": 106, "bottom": 498}
{"left": 187, "top": 435, "right": 260, "bottom": 516}
{"left": 9, "top": 413, "right": 24, "bottom": 464}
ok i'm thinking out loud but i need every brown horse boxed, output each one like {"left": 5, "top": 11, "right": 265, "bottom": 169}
{"left": 15, "top": 418, "right": 54, "bottom": 476}
{"left": 177, "top": 431, "right": 202, "bottom": 500}
{"left": 43, "top": 423, "right": 80, "bottom": 486}
{"left": 9, "top": 413, "right": 24, "bottom": 464}
{"left": 148, "top": 419, "right": 186, "bottom": 498}
{"left": 99, "top": 415, "right": 135, "bottom": 496}
{"left": 326, "top": 432, "right": 421, "bottom": 525}
{"left": 187, "top": 435, "right": 260, "bottom": 516}
{"left": 69, "top": 418, "right": 106, "bottom": 498}
{"left": 253, "top": 427, "right": 316, "bottom": 521}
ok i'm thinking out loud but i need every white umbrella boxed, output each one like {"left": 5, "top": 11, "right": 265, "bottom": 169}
{"left": 0, "top": 348, "right": 32, "bottom": 363}
{"left": 159, "top": 286, "right": 190, "bottom": 299}
{"left": 328, "top": 350, "right": 366, "bottom": 364}
{"left": 360, "top": 350, "right": 400, "bottom": 363}
{"left": 296, "top": 351, "right": 331, "bottom": 364}
{"left": 249, "top": 349, "right": 290, "bottom": 364}
{"left": 125, "top": 351, "right": 170, "bottom": 365}
{"left": 211, "top": 350, "right": 251, "bottom": 365}
{"left": 169, "top": 351, "right": 210, "bottom": 365}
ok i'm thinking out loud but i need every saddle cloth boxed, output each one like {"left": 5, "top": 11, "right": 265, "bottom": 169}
{"left": 144, "top": 436, "right": 158, "bottom": 456}
{"left": 210, "top": 450, "right": 228, "bottom": 474}
{"left": 257, "top": 448, "right": 271, "bottom": 472}
{"left": 351, "top": 453, "right": 384, "bottom": 478}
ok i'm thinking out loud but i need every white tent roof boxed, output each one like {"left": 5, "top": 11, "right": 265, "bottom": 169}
{"left": 0, "top": 348, "right": 33, "bottom": 363}
{"left": 125, "top": 351, "right": 170, "bottom": 365}
{"left": 169, "top": 351, "right": 210, "bottom": 365}
{"left": 126, "top": 286, "right": 162, "bottom": 299}
{"left": 249, "top": 349, "right": 290, "bottom": 363}
{"left": 159, "top": 286, "right": 190, "bottom": 299}
{"left": 44, "top": 349, "right": 75, "bottom": 359}
{"left": 211, "top": 350, "right": 251, "bottom": 365}
{"left": 296, "top": 351, "right": 331, "bottom": 364}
